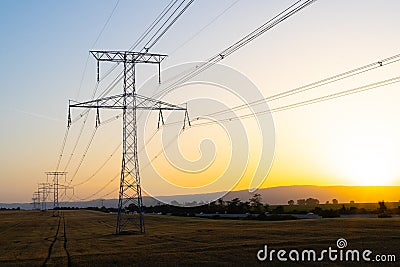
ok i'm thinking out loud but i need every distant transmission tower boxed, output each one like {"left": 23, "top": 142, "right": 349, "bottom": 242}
{"left": 32, "top": 191, "right": 40, "bottom": 210}
{"left": 31, "top": 195, "right": 37, "bottom": 210}
{"left": 45, "top": 172, "right": 73, "bottom": 216}
{"left": 69, "top": 51, "right": 189, "bottom": 234}
{"left": 38, "top": 182, "right": 51, "bottom": 211}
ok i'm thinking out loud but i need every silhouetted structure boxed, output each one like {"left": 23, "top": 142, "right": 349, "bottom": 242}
{"left": 69, "top": 51, "right": 189, "bottom": 234}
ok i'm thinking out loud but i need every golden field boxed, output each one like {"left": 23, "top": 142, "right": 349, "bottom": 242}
{"left": 0, "top": 210, "right": 399, "bottom": 266}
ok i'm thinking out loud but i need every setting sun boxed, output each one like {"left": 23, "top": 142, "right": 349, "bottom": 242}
{"left": 334, "top": 136, "right": 398, "bottom": 186}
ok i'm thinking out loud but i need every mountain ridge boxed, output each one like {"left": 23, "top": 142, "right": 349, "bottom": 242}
{"left": 1, "top": 185, "right": 399, "bottom": 210}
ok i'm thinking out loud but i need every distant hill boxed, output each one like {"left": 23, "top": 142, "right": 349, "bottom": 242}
{"left": 151, "top": 185, "right": 400, "bottom": 205}
{"left": 224, "top": 185, "right": 400, "bottom": 205}
{"left": 1, "top": 185, "right": 399, "bottom": 209}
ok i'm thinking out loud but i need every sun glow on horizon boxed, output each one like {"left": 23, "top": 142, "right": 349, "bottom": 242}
{"left": 333, "top": 136, "right": 398, "bottom": 186}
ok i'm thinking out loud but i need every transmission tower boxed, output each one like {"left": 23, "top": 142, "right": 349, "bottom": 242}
{"left": 45, "top": 172, "right": 73, "bottom": 216}
{"left": 32, "top": 191, "right": 40, "bottom": 210}
{"left": 31, "top": 196, "right": 37, "bottom": 210}
{"left": 38, "top": 182, "right": 51, "bottom": 211}
{"left": 68, "top": 50, "right": 189, "bottom": 234}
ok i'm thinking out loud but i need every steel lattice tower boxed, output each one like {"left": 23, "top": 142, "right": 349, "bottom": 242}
{"left": 45, "top": 171, "right": 71, "bottom": 216}
{"left": 38, "top": 182, "right": 51, "bottom": 211}
{"left": 32, "top": 191, "right": 40, "bottom": 210}
{"left": 69, "top": 51, "right": 189, "bottom": 234}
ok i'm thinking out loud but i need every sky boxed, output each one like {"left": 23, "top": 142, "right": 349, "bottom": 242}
{"left": 1, "top": 0, "right": 400, "bottom": 203}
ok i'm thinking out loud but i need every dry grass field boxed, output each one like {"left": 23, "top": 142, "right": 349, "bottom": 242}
{"left": 0, "top": 210, "right": 399, "bottom": 266}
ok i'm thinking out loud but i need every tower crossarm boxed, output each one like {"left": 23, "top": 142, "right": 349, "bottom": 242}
{"left": 69, "top": 93, "right": 186, "bottom": 111}
{"left": 69, "top": 93, "right": 126, "bottom": 110}
{"left": 136, "top": 94, "right": 186, "bottom": 110}
{"left": 90, "top": 51, "right": 167, "bottom": 64}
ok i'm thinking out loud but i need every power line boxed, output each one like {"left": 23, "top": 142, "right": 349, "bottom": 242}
{"left": 67, "top": 0, "right": 318, "bottom": 189}
{"left": 69, "top": 124, "right": 165, "bottom": 201}
{"left": 68, "top": 62, "right": 400, "bottom": 201}
{"left": 62, "top": 83, "right": 101, "bottom": 174}
{"left": 76, "top": 0, "right": 120, "bottom": 100}
{"left": 129, "top": 0, "right": 179, "bottom": 51}
{"left": 72, "top": 141, "right": 121, "bottom": 187}
{"left": 154, "top": 0, "right": 318, "bottom": 98}
{"left": 66, "top": 113, "right": 121, "bottom": 186}
{"left": 137, "top": 76, "right": 400, "bottom": 172}
{"left": 69, "top": 0, "right": 183, "bottom": 126}
{"left": 205, "top": 53, "right": 400, "bottom": 118}
{"left": 95, "top": 0, "right": 194, "bottom": 98}
{"left": 91, "top": 0, "right": 121, "bottom": 48}
{"left": 98, "top": 188, "right": 118, "bottom": 199}
{"left": 139, "top": 128, "right": 184, "bottom": 173}
{"left": 68, "top": 127, "right": 98, "bottom": 184}
{"left": 62, "top": 111, "right": 91, "bottom": 172}
{"left": 94, "top": 0, "right": 317, "bottom": 112}
{"left": 143, "top": 0, "right": 195, "bottom": 51}
{"left": 69, "top": 122, "right": 159, "bottom": 190}
{"left": 54, "top": 0, "right": 318, "bottom": 206}
{"left": 72, "top": 172, "right": 119, "bottom": 201}
{"left": 58, "top": 1, "right": 121, "bottom": 176}
{"left": 269, "top": 76, "right": 400, "bottom": 114}
{"left": 53, "top": 0, "right": 314, "bottom": 176}
{"left": 168, "top": 0, "right": 241, "bottom": 56}
{"left": 56, "top": 1, "right": 194, "bottom": 206}
{"left": 136, "top": 128, "right": 160, "bottom": 155}
{"left": 55, "top": 127, "right": 69, "bottom": 171}
{"left": 159, "top": 52, "right": 400, "bottom": 128}
{"left": 183, "top": 76, "right": 400, "bottom": 128}
{"left": 96, "top": 0, "right": 180, "bottom": 84}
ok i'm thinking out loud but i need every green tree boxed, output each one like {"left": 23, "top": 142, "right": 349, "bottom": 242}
{"left": 297, "top": 199, "right": 306, "bottom": 205}
{"left": 227, "top": 198, "right": 242, "bottom": 213}
{"left": 249, "top": 193, "right": 264, "bottom": 213}
{"left": 305, "top": 198, "right": 319, "bottom": 205}
{"left": 378, "top": 201, "right": 387, "bottom": 212}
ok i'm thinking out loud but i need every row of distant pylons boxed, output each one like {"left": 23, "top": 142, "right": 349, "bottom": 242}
{"left": 31, "top": 171, "right": 73, "bottom": 217}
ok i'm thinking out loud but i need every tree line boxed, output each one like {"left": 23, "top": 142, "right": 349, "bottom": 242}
{"left": 50, "top": 194, "right": 400, "bottom": 219}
